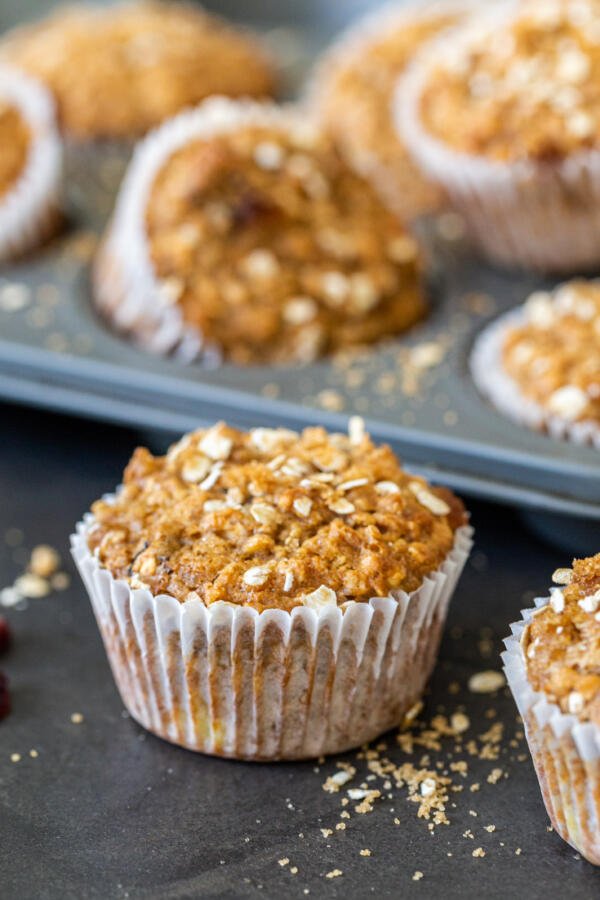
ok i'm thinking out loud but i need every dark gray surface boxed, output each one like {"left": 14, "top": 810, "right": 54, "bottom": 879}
{"left": 1, "top": 402, "right": 599, "bottom": 900}
{"left": 0, "top": 1, "right": 598, "bottom": 520}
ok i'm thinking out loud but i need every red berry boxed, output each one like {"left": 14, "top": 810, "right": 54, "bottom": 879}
{"left": 0, "top": 672, "right": 10, "bottom": 720}
{"left": 0, "top": 617, "right": 12, "bottom": 655}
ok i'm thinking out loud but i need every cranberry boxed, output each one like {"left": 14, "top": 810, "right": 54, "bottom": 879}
{"left": 0, "top": 617, "right": 12, "bottom": 655}
{"left": 231, "top": 190, "right": 276, "bottom": 229}
{"left": 0, "top": 672, "right": 10, "bottom": 720}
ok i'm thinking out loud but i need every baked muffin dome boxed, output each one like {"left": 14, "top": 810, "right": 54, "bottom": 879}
{"left": 0, "top": 100, "right": 29, "bottom": 199}
{"left": 88, "top": 421, "right": 466, "bottom": 612}
{"left": 0, "top": 65, "right": 62, "bottom": 261}
{"left": 471, "top": 280, "right": 600, "bottom": 447}
{"left": 502, "top": 283, "right": 600, "bottom": 424}
{"left": 313, "top": 0, "right": 472, "bottom": 220}
{"left": 1, "top": 1, "right": 276, "bottom": 140}
{"left": 396, "top": 0, "right": 600, "bottom": 271}
{"left": 73, "top": 419, "right": 471, "bottom": 759}
{"left": 94, "top": 98, "right": 426, "bottom": 364}
{"left": 418, "top": 0, "right": 600, "bottom": 162}
{"left": 525, "top": 555, "right": 600, "bottom": 724}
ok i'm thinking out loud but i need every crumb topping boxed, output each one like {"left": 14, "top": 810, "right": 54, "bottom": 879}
{"left": 1, "top": 537, "right": 69, "bottom": 608}
{"left": 501, "top": 280, "right": 600, "bottom": 424}
{"left": 0, "top": 102, "right": 29, "bottom": 197}
{"left": 524, "top": 552, "right": 600, "bottom": 724}
{"left": 419, "top": 0, "right": 600, "bottom": 161}
{"left": 145, "top": 121, "right": 425, "bottom": 364}
{"left": 317, "top": 5, "right": 464, "bottom": 217}
{"left": 317, "top": 693, "right": 522, "bottom": 856}
{"left": 1, "top": 2, "right": 275, "bottom": 139}
{"left": 87, "top": 421, "right": 465, "bottom": 611}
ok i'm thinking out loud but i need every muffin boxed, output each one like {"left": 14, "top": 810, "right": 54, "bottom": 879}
{"left": 0, "top": 1, "right": 276, "bottom": 142}
{"left": 94, "top": 97, "right": 426, "bottom": 364}
{"left": 396, "top": 0, "right": 600, "bottom": 271}
{"left": 71, "top": 419, "right": 472, "bottom": 760}
{"left": 0, "top": 65, "right": 62, "bottom": 262}
{"left": 471, "top": 280, "right": 600, "bottom": 448}
{"left": 312, "top": 0, "right": 474, "bottom": 221}
{"left": 503, "top": 554, "right": 600, "bottom": 865}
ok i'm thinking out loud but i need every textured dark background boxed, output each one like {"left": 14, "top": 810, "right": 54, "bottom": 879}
{"left": 1, "top": 403, "right": 599, "bottom": 899}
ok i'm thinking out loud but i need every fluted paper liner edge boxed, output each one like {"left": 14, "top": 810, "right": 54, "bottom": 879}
{"left": 503, "top": 599, "right": 600, "bottom": 865}
{"left": 71, "top": 514, "right": 472, "bottom": 760}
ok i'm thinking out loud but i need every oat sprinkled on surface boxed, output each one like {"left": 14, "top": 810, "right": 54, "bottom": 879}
{"left": 325, "top": 869, "right": 343, "bottom": 879}
{"left": 29, "top": 545, "right": 60, "bottom": 578}
{"left": 468, "top": 671, "right": 506, "bottom": 694}
{"left": 1, "top": 538, "right": 69, "bottom": 607}
{"left": 314, "top": 683, "right": 525, "bottom": 858}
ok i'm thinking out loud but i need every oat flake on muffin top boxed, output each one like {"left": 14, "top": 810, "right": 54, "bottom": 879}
{"left": 0, "top": 1, "right": 276, "bottom": 140}
{"left": 524, "top": 553, "right": 600, "bottom": 724}
{"left": 502, "top": 281, "right": 600, "bottom": 424}
{"left": 419, "top": 0, "right": 600, "bottom": 162}
{"left": 87, "top": 420, "right": 466, "bottom": 612}
{"left": 315, "top": 1, "right": 469, "bottom": 219}
{"left": 138, "top": 115, "right": 425, "bottom": 364}
{"left": 0, "top": 101, "right": 29, "bottom": 198}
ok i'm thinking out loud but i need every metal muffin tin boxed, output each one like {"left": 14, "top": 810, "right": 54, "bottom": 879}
{"left": 0, "top": 0, "right": 598, "bottom": 520}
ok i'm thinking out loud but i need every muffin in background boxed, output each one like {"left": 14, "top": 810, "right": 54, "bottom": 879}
{"left": 0, "top": 65, "right": 62, "bottom": 261}
{"left": 503, "top": 554, "right": 600, "bottom": 865}
{"left": 311, "top": 0, "right": 474, "bottom": 221}
{"left": 471, "top": 280, "right": 600, "bottom": 448}
{"left": 396, "top": 0, "right": 600, "bottom": 271}
{"left": 71, "top": 419, "right": 472, "bottom": 760}
{"left": 0, "top": 1, "right": 277, "bottom": 142}
{"left": 94, "top": 97, "right": 426, "bottom": 365}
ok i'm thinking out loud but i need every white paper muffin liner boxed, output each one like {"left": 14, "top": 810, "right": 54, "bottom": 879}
{"left": 307, "top": 0, "right": 478, "bottom": 221}
{"left": 0, "top": 64, "right": 62, "bottom": 261}
{"left": 503, "top": 599, "right": 600, "bottom": 865}
{"left": 93, "top": 97, "right": 323, "bottom": 364}
{"left": 71, "top": 502, "right": 472, "bottom": 761}
{"left": 394, "top": 2, "right": 600, "bottom": 272}
{"left": 471, "top": 308, "right": 600, "bottom": 449}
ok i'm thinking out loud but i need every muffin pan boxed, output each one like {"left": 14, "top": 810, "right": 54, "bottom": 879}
{"left": 0, "top": 0, "right": 598, "bottom": 520}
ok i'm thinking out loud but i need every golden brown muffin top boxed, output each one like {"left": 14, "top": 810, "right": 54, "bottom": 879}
{"left": 145, "top": 121, "right": 425, "bottom": 365}
{"left": 1, "top": 2, "right": 275, "bottom": 140}
{"left": 0, "top": 101, "right": 29, "bottom": 197}
{"left": 87, "top": 420, "right": 466, "bottom": 612}
{"left": 317, "top": 3, "right": 464, "bottom": 218}
{"left": 419, "top": 0, "right": 600, "bottom": 162}
{"left": 524, "top": 553, "right": 600, "bottom": 724}
{"left": 501, "top": 281, "right": 600, "bottom": 424}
